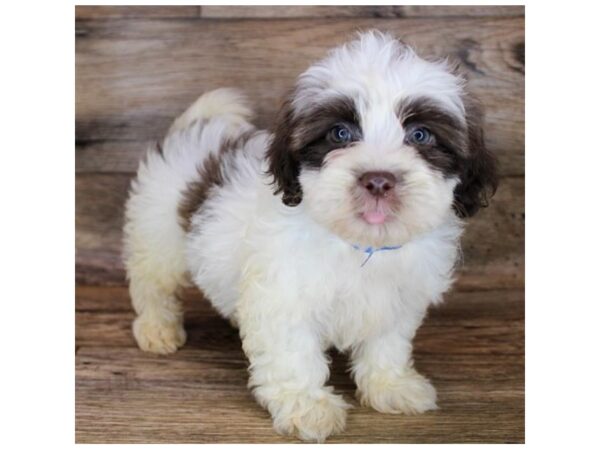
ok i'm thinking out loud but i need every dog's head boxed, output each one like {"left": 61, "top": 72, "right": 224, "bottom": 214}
{"left": 267, "top": 31, "right": 497, "bottom": 247}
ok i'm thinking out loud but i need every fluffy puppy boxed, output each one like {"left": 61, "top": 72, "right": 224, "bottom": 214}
{"left": 123, "top": 31, "right": 497, "bottom": 442}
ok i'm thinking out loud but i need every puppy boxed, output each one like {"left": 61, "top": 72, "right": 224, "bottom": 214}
{"left": 123, "top": 30, "right": 497, "bottom": 442}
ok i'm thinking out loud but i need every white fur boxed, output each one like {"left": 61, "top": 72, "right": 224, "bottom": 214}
{"left": 124, "top": 32, "right": 467, "bottom": 441}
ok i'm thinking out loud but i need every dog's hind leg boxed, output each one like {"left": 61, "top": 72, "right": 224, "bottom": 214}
{"left": 123, "top": 157, "right": 189, "bottom": 354}
{"left": 123, "top": 88, "right": 254, "bottom": 354}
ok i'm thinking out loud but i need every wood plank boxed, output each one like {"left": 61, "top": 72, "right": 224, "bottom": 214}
{"left": 75, "top": 286, "right": 525, "bottom": 352}
{"left": 76, "top": 140, "right": 151, "bottom": 173}
{"left": 76, "top": 385, "right": 523, "bottom": 443}
{"left": 75, "top": 286, "right": 523, "bottom": 443}
{"left": 75, "top": 286, "right": 523, "bottom": 355}
{"left": 76, "top": 347, "right": 523, "bottom": 390}
{"left": 75, "top": 286, "right": 524, "bottom": 358}
{"left": 201, "top": 5, "right": 524, "bottom": 19}
{"left": 75, "top": 173, "right": 523, "bottom": 288}
{"left": 75, "top": 5, "right": 201, "bottom": 20}
{"left": 75, "top": 17, "right": 524, "bottom": 176}
{"left": 75, "top": 285, "right": 524, "bottom": 320}
{"left": 455, "top": 176, "right": 524, "bottom": 291}
{"left": 76, "top": 348, "right": 523, "bottom": 443}
{"left": 75, "top": 173, "right": 130, "bottom": 285}
{"left": 75, "top": 309, "right": 524, "bottom": 355}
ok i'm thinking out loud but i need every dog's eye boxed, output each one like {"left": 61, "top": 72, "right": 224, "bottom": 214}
{"left": 328, "top": 125, "right": 353, "bottom": 144}
{"left": 406, "top": 127, "right": 434, "bottom": 146}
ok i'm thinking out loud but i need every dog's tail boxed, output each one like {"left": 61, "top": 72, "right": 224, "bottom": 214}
{"left": 168, "top": 88, "right": 254, "bottom": 135}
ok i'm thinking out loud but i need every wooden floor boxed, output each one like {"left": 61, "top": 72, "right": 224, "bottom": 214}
{"left": 75, "top": 5, "right": 525, "bottom": 443}
{"left": 76, "top": 286, "right": 524, "bottom": 443}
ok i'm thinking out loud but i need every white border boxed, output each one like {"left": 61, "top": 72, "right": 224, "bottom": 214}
{"left": 7, "top": 1, "right": 600, "bottom": 449}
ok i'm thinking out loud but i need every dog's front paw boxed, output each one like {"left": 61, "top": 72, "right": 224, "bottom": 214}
{"left": 357, "top": 367, "right": 437, "bottom": 414}
{"left": 133, "top": 313, "right": 186, "bottom": 354}
{"left": 263, "top": 387, "right": 349, "bottom": 442}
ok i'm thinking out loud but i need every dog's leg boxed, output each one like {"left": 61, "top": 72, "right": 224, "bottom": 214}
{"left": 123, "top": 88, "right": 254, "bottom": 354}
{"left": 237, "top": 282, "right": 349, "bottom": 442}
{"left": 351, "top": 327, "right": 437, "bottom": 414}
{"left": 125, "top": 239, "right": 187, "bottom": 354}
{"left": 123, "top": 157, "right": 189, "bottom": 355}
{"left": 127, "top": 264, "right": 187, "bottom": 355}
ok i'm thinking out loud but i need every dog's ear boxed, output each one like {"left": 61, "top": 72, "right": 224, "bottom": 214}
{"left": 266, "top": 96, "right": 303, "bottom": 206}
{"left": 453, "top": 96, "right": 498, "bottom": 218}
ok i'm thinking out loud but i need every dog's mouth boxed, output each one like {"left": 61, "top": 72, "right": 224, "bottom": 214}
{"left": 357, "top": 198, "right": 396, "bottom": 225}
{"left": 362, "top": 209, "right": 387, "bottom": 224}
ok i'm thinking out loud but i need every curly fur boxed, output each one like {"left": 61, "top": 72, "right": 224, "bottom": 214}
{"left": 123, "top": 31, "right": 497, "bottom": 442}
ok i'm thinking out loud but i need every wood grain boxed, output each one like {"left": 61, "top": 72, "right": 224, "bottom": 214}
{"left": 75, "top": 5, "right": 201, "bottom": 19}
{"left": 75, "top": 286, "right": 524, "bottom": 443}
{"left": 75, "top": 284, "right": 524, "bottom": 318}
{"left": 75, "top": 286, "right": 524, "bottom": 352}
{"left": 201, "top": 5, "right": 524, "bottom": 19}
{"left": 74, "top": 5, "right": 524, "bottom": 20}
{"left": 76, "top": 305, "right": 523, "bottom": 355}
{"left": 75, "top": 11, "right": 524, "bottom": 443}
{"left": 76, "top": 17, "right": 524, "bottom": 176}
{"left": 75, "top": 174, "right": 523, "bottom": 288}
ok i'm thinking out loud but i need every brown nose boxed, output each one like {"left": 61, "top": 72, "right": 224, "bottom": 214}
{"left": 359, "top": 171, "right": 397, "bottom": 197}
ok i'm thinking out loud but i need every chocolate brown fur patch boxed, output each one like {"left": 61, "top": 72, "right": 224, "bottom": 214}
{"left": 178, "top": 129, "right": 256, "bottom": 231}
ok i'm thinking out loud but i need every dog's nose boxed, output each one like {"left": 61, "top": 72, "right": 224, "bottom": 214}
{"left": 359, "top": 171, "right": 397, "bottom": 197}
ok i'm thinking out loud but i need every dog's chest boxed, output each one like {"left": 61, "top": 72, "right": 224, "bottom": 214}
{"left": 316, "top": 250, "right": 434, "bottom": 350}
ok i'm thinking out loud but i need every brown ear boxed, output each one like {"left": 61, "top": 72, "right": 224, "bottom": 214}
{"left": 266, "top": 97, "right": 303, "bottom": 206}
{"left": 453, "top": 97, "right": 498, "bottom": 218}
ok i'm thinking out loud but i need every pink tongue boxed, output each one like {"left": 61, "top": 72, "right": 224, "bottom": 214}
{"left": 363, "top": 210, "right": 387, "bottom": 224}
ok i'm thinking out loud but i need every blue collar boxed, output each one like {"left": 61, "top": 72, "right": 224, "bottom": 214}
{"left": 351, "top": 243, "right": 402, "bottom": 267}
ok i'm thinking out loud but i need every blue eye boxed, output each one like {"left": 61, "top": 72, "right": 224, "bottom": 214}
{"left": 407, "top": 127, "right": 433, "bottom": 145}
{"left": 329, "top": 125, "right": 353, "bottom": 144}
